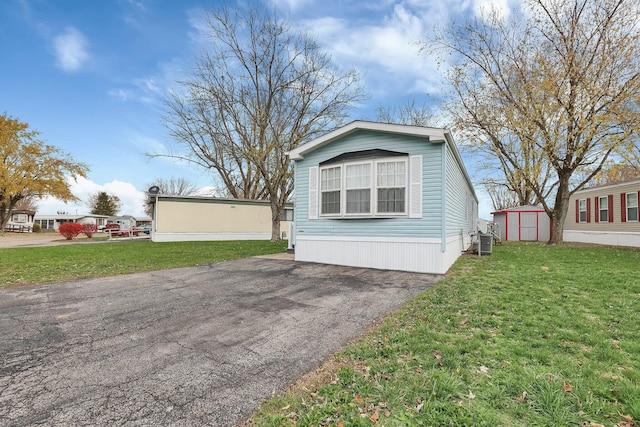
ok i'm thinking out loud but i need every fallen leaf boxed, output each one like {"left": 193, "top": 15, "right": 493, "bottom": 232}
{"left": 563, "top": 383, "right": 573, "bottom": 393}
{"left": 468, "top": 390, "right": 475, "bottom": 400}
{"left": 370, "top": 411, "right": 379, "bottom": 422}
{"left": 354, "top": 395, "right": 364, "bottom": 403}
{"left": 338, "top": 422, "right": 345, "bottom": 427}
{"left": 620, "top": 414, "right": 634, "bottom": 422}
{"left": 416, "top": 402, "right": 424, "bottom": 412}
{"left": 385, "top": 410, "right": 391, "bottom": 417}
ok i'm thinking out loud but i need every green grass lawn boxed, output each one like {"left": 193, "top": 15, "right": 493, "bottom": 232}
{"left": 246, "top": 243, "right": 640, "bottom": 427}
{"left": 0, "top": 239, "right": 287, "bottom": 288}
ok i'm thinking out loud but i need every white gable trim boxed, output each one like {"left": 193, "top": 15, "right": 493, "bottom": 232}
{"left": 288, "top": 121, "right": 447, "bottom": 160}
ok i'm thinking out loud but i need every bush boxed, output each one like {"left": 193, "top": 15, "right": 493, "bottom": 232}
{"left": 58, "top": 223, "right": 84, "bottom": 240}
{"left": 32, "top": 223, "right": 41, "bottom": 233}
{"left": 82, "top": 224, "right": 98, "bottom": 238}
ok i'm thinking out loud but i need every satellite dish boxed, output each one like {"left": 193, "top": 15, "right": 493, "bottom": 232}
{"left": 148, "top": 186, "right": 160, "bottom": 195}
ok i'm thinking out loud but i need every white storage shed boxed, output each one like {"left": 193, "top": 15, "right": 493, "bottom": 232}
{"left": 492, "top": 205, "right": 550, "bottom": 242}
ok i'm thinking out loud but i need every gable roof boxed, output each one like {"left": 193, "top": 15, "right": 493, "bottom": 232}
{"left": 288, "top": 120, "right": 450, "bottom": 160}
{"left": 288, "top": 120, "right": 478, "bottom": 203}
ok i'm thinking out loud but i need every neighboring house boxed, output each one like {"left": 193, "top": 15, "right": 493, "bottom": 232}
{"left": 492, "top": 205, "right": 550, "bottom": 242}
{"left": 287, "top": 120, "right": 478, "bottom": 275}
{"left": 33, "top": 214, "right": 109, "bottom": 232}
{"left": 4, "top": 209, "right": 36, "bottom": 232}
{"left": 107, "top": 215, "right": 138, "bottom": 229}
{"left": 564, "top": 179, "right": 640, "bottom": 247}
{"left": 148, "top": 195, "right": 293, "bottom": 242}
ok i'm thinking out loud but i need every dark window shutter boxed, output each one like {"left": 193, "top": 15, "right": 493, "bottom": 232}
{"left": 621, "top": 193, "right": 627, "bottom": 223}
{"left": 587, "top": 198, "right": 591, "bottom": 223}
{"left": 594, "top": 197, "right": 599, "bottom": 223}
{"left": 608, "top": 194, "right": 614, "bottom": 222}
{"left": 575, "top": 199, "right": 580, "bottom": 222}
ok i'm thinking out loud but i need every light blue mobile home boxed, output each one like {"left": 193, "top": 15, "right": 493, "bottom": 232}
{"left": 288, "top": 121, "right": 478, "bottom": 274}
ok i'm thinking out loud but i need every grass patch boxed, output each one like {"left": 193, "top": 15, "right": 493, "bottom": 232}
{"left": 0, "top": 240, "right": 287, "bottom": 288}
{"left": 246, "top": 243, "right": 640, "bottom": 427}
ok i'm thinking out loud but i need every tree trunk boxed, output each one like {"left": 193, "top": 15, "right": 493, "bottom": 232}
{"left": 548, "top": 174, "right": 572, "bottom": 245}
{"left": 270, "top": 200, "right": 282, "bottom": 242}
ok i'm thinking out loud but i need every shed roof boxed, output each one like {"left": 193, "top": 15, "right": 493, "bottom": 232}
{"left": 492, "top": 205, "right": 546, "bottom": 215}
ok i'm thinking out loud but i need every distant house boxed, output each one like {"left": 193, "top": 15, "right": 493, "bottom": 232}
{"left": 107, "top": 215, "right": 138, "bottom": 229}
{"left": 287, "top": 121, "right": 478, "bottom": 274}
{"left": 33, "top": 214, "right": 109, "bottom": 232}
{"left": 492, "top": 205, "right": 550, "bottom": 242}
{"left": 148, "top": 195, "right": 293, "bottom": 242}
{"left": 564, "top": 179, "right": 640, "bottom": 247}
{"left": 4, "top": 209, "right": 36, "bottom": 232}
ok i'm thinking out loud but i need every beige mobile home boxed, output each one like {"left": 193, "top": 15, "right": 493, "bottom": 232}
{"left": 564, "top": 179, "right": 640, "bottom": 247}
{"left": 148, "top": 195, "right": 293, "bottom": 242}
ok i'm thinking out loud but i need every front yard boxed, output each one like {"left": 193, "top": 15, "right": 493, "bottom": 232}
{"left": 246, "top": 243, "right": 640, "bottom": 426}
{"left": 0, "top": 239, "right": 287, "bottom": 288}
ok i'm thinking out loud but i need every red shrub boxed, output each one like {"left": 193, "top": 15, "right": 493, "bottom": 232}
{"left": 82, "top": 223, "right": 98, "bottom": 238}
{"left": 58, "top": 222, "right": 84, "bottom": 240}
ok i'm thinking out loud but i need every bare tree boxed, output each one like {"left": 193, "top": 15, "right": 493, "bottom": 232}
{"left": 375, "top": 99, "right": 439, "bottom": 127}
{"left": 483, "top": 180, "right": 523, "bottom": 211}
{"left": 158, "top": 3, "right": 366, "bottom": 241}
{"left": 428, "top": 0, "right": 640, "bottom": 243}
{"left": 143, "top": 177, "right": 199, "bottom": 216}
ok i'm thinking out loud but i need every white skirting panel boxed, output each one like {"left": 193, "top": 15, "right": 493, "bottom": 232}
{"left": 563, "top": 230, "right": 640, "bottom": 248}
{"left": 294, "top": 235, "right": 467, "bottom": 274}
{"left": 151, "top": 232, "right": 272, "bottom": 242}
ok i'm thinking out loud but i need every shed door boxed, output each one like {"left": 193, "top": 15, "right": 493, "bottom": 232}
{"left": 520, "top": 212, "right": 538, "bottom": 241}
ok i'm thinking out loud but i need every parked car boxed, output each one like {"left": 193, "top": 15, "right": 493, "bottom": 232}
{"left": 104, "top": 223, "right": 139, "bottom": 237}
{"left": 139, "top": 225, "right": 151, "bottom": 234}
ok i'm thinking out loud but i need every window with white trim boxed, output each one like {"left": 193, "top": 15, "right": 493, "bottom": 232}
{"left": 598, "top": 196, "right": 609, "bottom": 222}
{"left": 12, "top": 214, "right": 28, "bottom": 223}
{"left": 376, "top": 160, "right": 406, "bottom": 214}
{"left": 319, "top": 157, "right": 408, "bottom": 217}
{"left": 345, "top": 162, "right": 371, "bottom": 214}
{"left": 320, "top": 166, "right": 341, "bottom": 215}
{"left": 578, "top": 199, "right": 587, "bottom": 223}
{"left": 627, "top": 192, "right": 638, "bottom": 222}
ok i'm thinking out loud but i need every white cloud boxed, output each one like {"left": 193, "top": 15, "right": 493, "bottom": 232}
{"left": 301, "top": 3, "right": 443, "bottom": 102}
{"left": 53, "top": 26, "right": 90, "bottom": 72}
{"left": 37, "top": 176, "right": 148, "bottom": 218}
{"left": 473, "top": 0, "right": 511, "bottom": 21}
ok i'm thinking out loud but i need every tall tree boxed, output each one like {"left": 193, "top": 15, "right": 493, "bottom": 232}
{"left": 159, "top": 2, "right": 366, "bottom": 241}
{"left": 428, "top": 0, "right": 640, "bottom": 243}
{"left": 375, "top": 99, "right": 439, "bottom": 127}
{"left": 143, "top": 176, "right": 199, "bottom": 216}
{"left": 88, "top": 192, "right": 121, "bottom": 216}
{"left": 0, "top": 113, "right": 88, "bottom": 231}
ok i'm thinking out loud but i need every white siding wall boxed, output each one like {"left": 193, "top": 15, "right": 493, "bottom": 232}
{"left": 295, "top": 234, "right": 466, "bottom": 274}
{"left": 563, "top": 230, "right": 640, "bottom": 248}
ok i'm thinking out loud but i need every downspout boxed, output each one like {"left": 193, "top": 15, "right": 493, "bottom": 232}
{"left": 441, "top": 144, "right": 447, "bottom": 253}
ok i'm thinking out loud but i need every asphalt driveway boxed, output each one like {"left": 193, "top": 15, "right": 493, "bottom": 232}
{"left": 0, "top": 256, "right": 440, "bottom": 426}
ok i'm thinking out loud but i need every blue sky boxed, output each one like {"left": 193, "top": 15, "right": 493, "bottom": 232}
{"left": 1, "top": 0, "right": 512, "bottom": 218}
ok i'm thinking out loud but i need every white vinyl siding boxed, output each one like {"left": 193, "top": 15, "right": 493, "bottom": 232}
{"left": 409, "top": 155, "right": 423, "bottom": 218}
{"left": 308, "top": 166, "right": 318, "bottom": 219}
